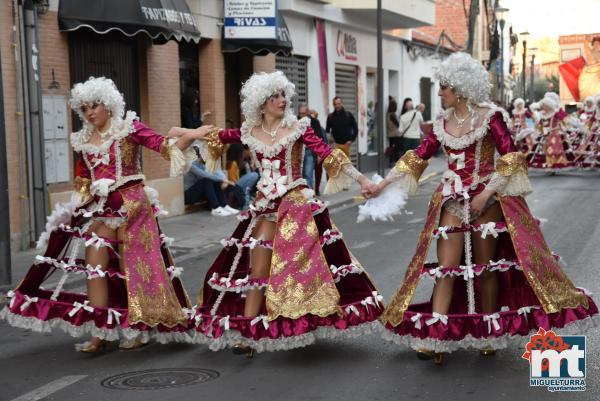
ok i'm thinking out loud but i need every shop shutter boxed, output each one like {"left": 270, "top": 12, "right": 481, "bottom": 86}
{"left": 276, "top": 55, "right": 308, "bottom": 114}
{"left": 334, "top": 63, "right": 358, "bottom": 165}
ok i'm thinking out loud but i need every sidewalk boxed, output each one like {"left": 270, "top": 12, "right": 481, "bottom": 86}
{"left": 2, "top": 156, "right": 447, "bottom": 292}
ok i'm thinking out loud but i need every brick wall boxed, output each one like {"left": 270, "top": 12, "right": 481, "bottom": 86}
{"left": 143, "top": 41, "right": 181, "bottom": 180}
{"left": 199, "top": 39, "right": 226, "bottom": 127}
{"left": 253, "top": 53, "right": 276, "bottom": 73}
{"left": 413, "top": 0, "right": 469, "bottom": 50}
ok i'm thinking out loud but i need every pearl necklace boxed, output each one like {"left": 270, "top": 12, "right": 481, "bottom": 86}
{"left": 97, "top": 124, "right": 114, "bottom": 140}
{"left": 453, "top": 107, "right": 474, "bottom": 128}
{"left": 261, "top": 119, "right": 284, "bottom": 143}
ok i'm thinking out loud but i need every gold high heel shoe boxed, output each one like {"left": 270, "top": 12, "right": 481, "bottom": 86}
{"left": 416, "top": 348, "right": 436, "bottom": 360}
{"left": 119, "top": 338, "right": 148, "bottom": 350}
{"left": 232, "top": 343, "right": 255, "bottom": 359}
{"left": 433, "top": 353, "right": 445, "bottom": 365}
{"left": 416, "top": 349, "right": 445, "bottom": 365}
{"left": 75, "top": 339, "right": 109, "bottom": 353}
{"left": 479, "top": 348, "right": 497, "bottom": 356}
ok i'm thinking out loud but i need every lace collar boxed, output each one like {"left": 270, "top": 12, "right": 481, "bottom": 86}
{"left": 433, "top": 103, "right": 510, "bottom": 150}
{"left": 71, "top": 111, "right": 138, "bottom": 154}
{"left": 241, "top": 116, "right": 310, "bottom": 157}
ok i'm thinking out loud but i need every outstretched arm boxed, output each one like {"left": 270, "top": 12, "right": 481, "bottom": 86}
{"left": 130, "top": 120, "right": 216, "bottom": 177}
{"left": 374, "top": 129, "right": 439, "bottom": 197}
{"left": 302, "top": 124, "right": 374, "bottom": 196}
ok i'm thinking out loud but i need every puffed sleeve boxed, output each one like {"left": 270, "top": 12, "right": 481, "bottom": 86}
{"left": 384, "top": 131, "right": 439, "bottom": 195}
{"left": 192, "top": 128, "right": 236, "bottom": 173}
{"left": 130, "top": 120, "right": 196, "bottom": 177}
{"left": 218, "top": 128, "right": 242, "bottom": 143}
{"left": 486, "top": 112, "right": 532, "bottom": 196}
{"left": 302, "top": 125, "right": 363, "bottom": 195}
{"left": 72, "top": 156, "right": 92, "bottom": 204}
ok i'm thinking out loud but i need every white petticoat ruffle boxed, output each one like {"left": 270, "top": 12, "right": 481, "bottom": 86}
{"left": 381, "top": 314, "right": 600, "bottom": 353}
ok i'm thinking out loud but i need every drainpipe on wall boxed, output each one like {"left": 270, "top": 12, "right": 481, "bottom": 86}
{"left": 20, "top": 0, "right": 47, "bottom": 241}
{"left": 0, "top": 47, "right": 12, "bottom": 286}
{"left": 12, "top": 0, "right": 31, "bottom": 250}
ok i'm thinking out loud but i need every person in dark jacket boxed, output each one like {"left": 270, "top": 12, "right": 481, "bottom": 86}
{"left": 325, "top": 96, "right": 358, "bottom": 158}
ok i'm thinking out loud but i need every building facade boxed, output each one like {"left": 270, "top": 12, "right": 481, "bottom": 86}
{"left": 1, "top": 0, "right": 439, "bottom": 251}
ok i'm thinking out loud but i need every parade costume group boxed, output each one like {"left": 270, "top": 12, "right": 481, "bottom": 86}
{"left": 510, "top": 92, "right": 600, "bottom": 172}
{"left": 1, "top": 54, "right": 598, "bottom": 363}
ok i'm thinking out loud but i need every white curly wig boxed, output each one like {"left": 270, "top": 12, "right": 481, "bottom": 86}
{"left": 240, "top": 71, "right": 296, "bottom": 127}
{"left": 539, "top": 95, "right": 559, "bottom": 112}
{"left": 435, "top": 52, "right": 491, "bottom": 104}
{"left": 543, "top": 92, "right": 560, "bottom": 107}
{"left": 70, "top": 76, "right": 125, "bottom": 122}
{"left": 513, "top": 98, "right": 525, "bottom": 108}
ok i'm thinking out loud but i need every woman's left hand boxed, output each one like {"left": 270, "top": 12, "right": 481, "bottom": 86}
{"left": 470, "top": 190, "right": 494, "bottom": 216}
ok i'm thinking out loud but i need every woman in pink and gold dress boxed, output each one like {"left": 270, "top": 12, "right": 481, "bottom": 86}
{"left": 368, "top": 53, "right": 597, "bottom": 364}
{"left": 1, "top": 77, "right": 211, "bottom": 352}
{"left": 177, "top": 71, "right": 383, "bottom": 357}
{"left": 526, "top": 92, "right": 578, "bottom": 171}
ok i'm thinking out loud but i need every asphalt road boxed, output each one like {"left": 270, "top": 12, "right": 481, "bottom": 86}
{"left": 2, "top": 170, "right": 600, "bottom": 401}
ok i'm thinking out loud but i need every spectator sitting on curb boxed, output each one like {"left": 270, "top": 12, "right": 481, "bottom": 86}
{"left": 226, "top": 143, "right": 259, "bottom": 209}
{"left": 184, "top": 152, "right": 240, "bottom": 217}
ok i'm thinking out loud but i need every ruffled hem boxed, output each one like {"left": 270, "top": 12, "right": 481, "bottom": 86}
{"left": 498, "top": 171, "right": 533, "bottom": 197}
{"left": 189, "top": 319, "right": 383, "bottom": 353}
{"left": 186, "top": 292, "right": 384, "bottom": 353}
{"left": 381, "top": 295, "right": 598, "bottom": 353}
{"left": 168, "top": 139, "right": 196, "bottom": 177}
{"left": 3, "top": 289, "right": 190, "bottom": 333}
{"left": 382, "top": 313, "right": 599, "bottom": 353}
{"left": 323, "top": 173, "right": 352, "bottom": 195}
{"left": 0, "top": 307, "right": 193, "bottom": 343}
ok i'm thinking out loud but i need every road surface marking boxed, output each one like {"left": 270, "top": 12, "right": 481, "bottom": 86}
{"left": 381, "top": 229, "right": 401, "bottom": 236}
{"left": 10, "top": 375, "right": 87, "bottom": 401}
{"left": 352, "top": 240, "right": 375, "bottom": 249}
{"left": 407, "top": 218, "right": 424, "bottom": 224}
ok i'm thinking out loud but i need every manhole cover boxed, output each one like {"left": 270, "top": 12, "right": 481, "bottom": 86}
{"left": 101, "top": 368, "right": 219, "bottom": 390}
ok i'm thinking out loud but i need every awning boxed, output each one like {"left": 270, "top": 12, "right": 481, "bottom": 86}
{"left": 58, "top": 0, "right": 201, "bottom": 44}
{"left": 221, "top": 11, "right": 292, "bottom": 56}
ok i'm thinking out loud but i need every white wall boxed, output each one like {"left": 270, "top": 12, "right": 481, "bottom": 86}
{"left": 400, "top": 46, "right": 444, "bottom": 121}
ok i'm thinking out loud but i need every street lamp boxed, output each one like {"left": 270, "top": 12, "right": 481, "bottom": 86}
{"left": 529, "top": 47, "right": 538, "bottom": 101}
{"left": 520, "top": 31, "right": 530, "bottom": 100}
{"left": 494, "top": 5, "right": 509, "bottom": 105}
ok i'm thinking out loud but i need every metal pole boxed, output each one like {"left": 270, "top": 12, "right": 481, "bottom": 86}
{"left": 522, "top": 40, "right": 527, "bottom": 100}
{"left": 0, "top": 47, "right": 12, "bottom": 286}
{"left": 529, "top": 54, "right": 535, "bottom": 101}
{"left": 499, "top": 20, "right": 505, "bottom": 105}
{"left": 376, "top": 0, "right": 384, "bottom": 176}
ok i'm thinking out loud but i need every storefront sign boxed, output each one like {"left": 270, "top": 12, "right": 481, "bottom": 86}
{"left": 224, "top": 0, "right": 277, "bottom": 39}
{"left": 336, "top": 30, "right": 358, "bottom": 61}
